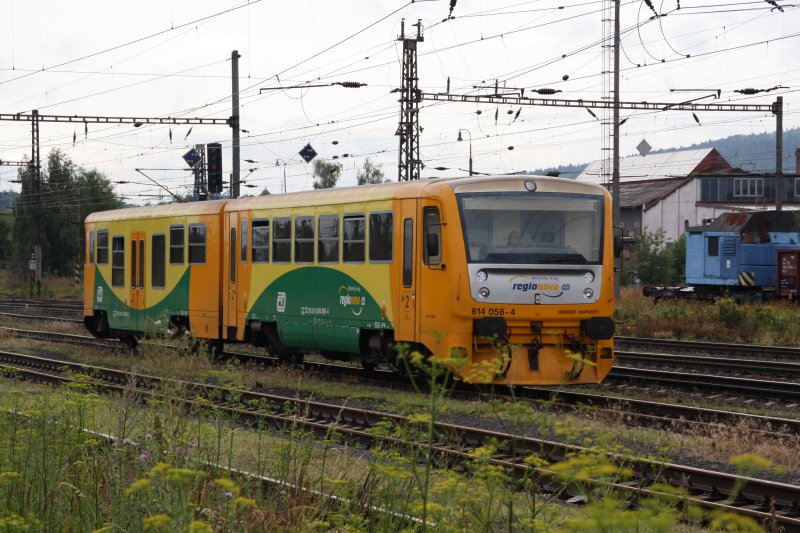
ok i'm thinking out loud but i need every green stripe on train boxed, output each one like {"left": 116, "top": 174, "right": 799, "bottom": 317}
{"left": 247, "top": 266, "right": 391, "bottom": 353}
{"left": 92, "top": 268, "right": 191, "bottom": 334}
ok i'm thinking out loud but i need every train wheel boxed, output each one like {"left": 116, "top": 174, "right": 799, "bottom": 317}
{"left": 278, "top": 351, "right": 304, "bottom": 365}
{"left": 121, "top": 335, "right": 138, "bottom": 351}
{"left": 360, "top": 360, "right": 379, "bottom": 371}
{"left": 205, "top": 340, "right": 225, "bottom": 362}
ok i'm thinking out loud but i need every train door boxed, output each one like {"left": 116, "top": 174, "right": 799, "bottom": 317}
{"left": 225, "top": 212, "right": 238, "bottom": 339}
{"left": 130, "top": 231, "right": 145, "bottom": 331}
{"left": 704, "top": 235, "right": 721, "bottom": 279}
{"left": 395, "top": 199, "right": 418, "bottom": 343}
{"left": 416, "top": 201, "right": 447, "bottom": 346}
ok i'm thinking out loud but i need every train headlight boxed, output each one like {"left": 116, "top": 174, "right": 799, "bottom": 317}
{"left": 583, "top": 288, "right": 594, "bottom": 299}
{"left": 478, "top": 287, "right": 491, "bottom": 299}
{"left": 584, "top": 271, "right": 595, "bottom": 283}
{"left": 476, "top": 270, "right": 488, "bottom": 282}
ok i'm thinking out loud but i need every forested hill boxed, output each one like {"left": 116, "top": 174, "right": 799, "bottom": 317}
{"left": 529, "top": 127, "right": 800, "bottom": 178}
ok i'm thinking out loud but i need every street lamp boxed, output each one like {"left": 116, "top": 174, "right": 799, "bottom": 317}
{"left": 275, "top": 159, "right": 288, "bottom": 194}
{"left": 457, "top": 129, "right": 473, "bottom": 176}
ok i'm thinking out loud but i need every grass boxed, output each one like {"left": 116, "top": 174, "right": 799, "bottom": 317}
{"left": 616, "top": 287, "right": 800, "bottom": 345}
{"left": 1, "top": 356, "right": 766, "bottom": 532}
{"left": 0, "top": 271, "right": 82, "bottom": 300}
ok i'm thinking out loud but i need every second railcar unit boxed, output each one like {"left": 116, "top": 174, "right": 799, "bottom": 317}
{"left": 84, "top": 176, "right": 617, "bottom": 386}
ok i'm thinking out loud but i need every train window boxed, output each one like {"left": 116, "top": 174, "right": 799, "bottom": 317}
{"left": 707, "top": 236, "right": 719, "bottom": 257}
{"left": 369, "top": 212, "right": 393, "bottom": 263}
{"left": 89, "top": 230, "right": 95, "bottom": 264}
{"left": 131, "top": 238, "right": 137, "bottom": 288}
{"left": 343, "top": 215, "right": 365, "bottom": 263}
{"left": 273, "top": 217, "right": 291, "bottom": 263}
{"left": 230, "top": 227, "right": 237, "bottom": 283}
{"left": 318, "top": 215, "right": 339, "bottom": 263}
{"left": 111, "top": 236, "right": 124, "bottom": 287}
{"left": 240, "top": 219, "right": 248, "bottom": 263}
{"left": 295, "top": 216, "right": 315, "bottom": 263}
{"left": 403, "top": 218, "right": 413, "bottom": 287}
{"left": 252, "top": 219, "right": 270, "bottom": 263}
{"left": 170, "top": 225, "right": 184, "bottom": 265}
{"left": 188, "top": 224, "right": 206, "bottom": 264}
{"left": 423, "top": 207, "right": 442, "bottom": 265}
{"left": 97, "top": 230, "right": 109, "bottom": 264}
{"left": 152, "top": 234, "right": 165, "bottom": 289}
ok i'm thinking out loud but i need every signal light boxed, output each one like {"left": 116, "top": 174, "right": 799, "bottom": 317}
{"left": 207, "top": 143, "right": 223, "bottom": 194}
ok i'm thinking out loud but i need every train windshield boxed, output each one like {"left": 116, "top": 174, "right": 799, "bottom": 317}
{"left": 458, "top": 192, "right": 603, "bottom": 265}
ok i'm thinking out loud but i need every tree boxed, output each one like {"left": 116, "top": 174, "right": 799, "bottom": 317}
{"left": 13, "top": 149, "right": 122, "bottom": 275}
{"left": 356, "top": 158, "right": 386, "bottom": 185}
{"left": 0, "top": 217, "right": 10, "bottom": 267}
{"left": 312, "top": 159, "right": 342, "bottom": 189}
{"left": 631, "top": 229, "right": 685, "bottom": 286}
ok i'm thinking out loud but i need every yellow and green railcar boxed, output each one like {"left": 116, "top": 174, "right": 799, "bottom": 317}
{"left": 221, "top": 175, "right": 615, "bottom": 385}
{"left": 84, "top": 175, "right": 615, "bottom": 385}
{"left": 83, "top": 201, "right": 226, "bottom": 346}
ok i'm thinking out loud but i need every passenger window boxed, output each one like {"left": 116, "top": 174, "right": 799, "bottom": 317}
{"left": 252, "top": 219, "right": 270, "bottom": 263}
{"left": 89, "top": 230, "right": 95, "bottom": 264}
{"left": 294, "top": 216, "right": 315, "bottom": 263}
{"left": 188, "top": 224, "right": 206, "bottom": 264}
{"left": 318, "top": 215, "right": 339, "bottom": 263}
{"left": 111, "top": 236, "right": 124, "bottom": 287}
{"left": 152, "top": 234, "right": 165, "bottom": 289}
{"left": 423, "top": 207, "right": 442, "bottom": 265}
{"left": 273, "top": 217, "right": 291, "bottom": 263}
{"left": 343, "top": 215, "right": 365, "bottom": 263}
{"left": 369, "top": 212, "right": 393, "bottom": 263}
{"left": 241, "top": 219, "right": 248, "bottom": 263}
{"left": 170, "top": 225, "right": 184, "bottom": 265}
{"left": 97, "top": 230, "right": 109, "bottom": 264}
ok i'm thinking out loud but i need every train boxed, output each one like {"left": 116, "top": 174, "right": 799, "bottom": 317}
{"left": 643, "top": 210, "right": 800, "bottom": 302}
{"left": 83, "top": 175, "right": 617, "bottom": 386}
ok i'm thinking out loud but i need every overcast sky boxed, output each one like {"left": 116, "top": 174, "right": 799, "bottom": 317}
{"left": 1, "top": 0, "right": 798, "bottom": 201}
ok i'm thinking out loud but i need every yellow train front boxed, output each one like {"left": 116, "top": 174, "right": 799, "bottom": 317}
{"left": 398, "top": 175, "right": 615, "bottom": 385}
{"left": 83, "top": 175, "right": 614, "bottom": 386}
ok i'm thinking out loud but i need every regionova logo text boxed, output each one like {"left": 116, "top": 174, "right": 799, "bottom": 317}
{"left": 338, "top": 285, "right": 366, "bottom": 316}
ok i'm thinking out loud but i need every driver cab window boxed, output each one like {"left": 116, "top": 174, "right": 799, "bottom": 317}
{"left": 423, "top": 206, "right": 441, "bottom": 265}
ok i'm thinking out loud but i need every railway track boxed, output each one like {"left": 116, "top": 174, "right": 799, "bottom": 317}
{"left": 3, "top": 326, "right": 800, "bottom": 437}
{"left": 1, "top": 348, "right": 799, "bottom": 530}
{"left": 617, "top": 336, "right": 800, "bottom": 360}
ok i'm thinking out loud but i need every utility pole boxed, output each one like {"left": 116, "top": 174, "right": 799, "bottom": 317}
{"left": 396, "top": 18, "right": 423, "bottom": 181}
{"left": 612, "top": 0, "right": 621, "bottom": 297}
{"left": 775, "top": 96, "right": 783, "bottom": 211}
{"left": 231, "top": 50, "right": 241, "bottom": 199}
{"left": 31, "top": 110, "right": 41, "bottom": 296}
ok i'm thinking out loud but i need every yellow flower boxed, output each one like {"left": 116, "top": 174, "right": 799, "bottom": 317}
{"left": 730, "top": 453, "right": 774, "bottom": 474}
{"left": 148, "top": 462, "right": 172, "bottom": 479}
{"left": 124, "top": 478, "right": 151, "bottom": 496}
{"left": 188, "top": 520, "right": 213, "bottom": 533}
{"left": 143, "top": 513, "right": 171, "bottom": 531}
{"left": 230, "top": 497, "right": 257, "bottom": 509}
{"left": 214, "top": 478, "right": 240, "bottom": 495}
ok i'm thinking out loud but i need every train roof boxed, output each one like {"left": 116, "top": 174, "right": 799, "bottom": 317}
{"left": 687, "top": 210, "right": 799, "bottom": 234}
{"left": 84, "top": 176, "right": 608, "bottom": 221}
{"left": 223, "top": 175, "right": 607, "bottom": 212}
{"left": 85, "top": 199, "right": 227, "bottom": 223}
